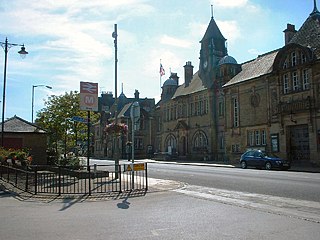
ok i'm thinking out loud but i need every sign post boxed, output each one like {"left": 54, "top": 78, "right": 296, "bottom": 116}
{"left": 80, "top": 82, "right": 98, "bottom": 171}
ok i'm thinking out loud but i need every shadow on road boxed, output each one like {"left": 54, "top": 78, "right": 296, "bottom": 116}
{"left": 59, "top": 195, "right": 87, "bottom": 211}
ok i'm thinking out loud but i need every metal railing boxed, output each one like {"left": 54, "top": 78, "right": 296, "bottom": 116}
{"left": 0, "top": 163, "right": 148, "bottom": 195}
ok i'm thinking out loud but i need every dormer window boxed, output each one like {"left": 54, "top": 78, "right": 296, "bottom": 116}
{"left": 291, "top": 52, "right": 296, "bottom": 67}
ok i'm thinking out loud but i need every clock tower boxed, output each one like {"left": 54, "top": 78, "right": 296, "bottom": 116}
{"left": 199, "top": 16, "right": 227, "bottom": 87}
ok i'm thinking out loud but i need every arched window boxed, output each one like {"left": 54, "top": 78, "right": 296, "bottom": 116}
{"left": 192, "top": 131, "right": 208, "bottom": 151}
{"left": 165, "top": 134, "right": 177, "bottom": 153}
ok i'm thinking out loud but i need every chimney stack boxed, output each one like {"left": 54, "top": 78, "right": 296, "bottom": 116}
{"left": 134, "top": 89, "right": 140, "bottom": 100}
{"left": 283, "top": 24, "right": 297, "bottom": 45}
{"left": 184, "top": 61, "right": 194, "bottom": 87}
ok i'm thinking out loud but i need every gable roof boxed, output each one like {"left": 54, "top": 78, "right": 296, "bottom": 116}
{"left": 0, "top": 115, "right": 46, "bottom": 133}
{"left": 172, "top": 71, "right": 207, "bottom": 99}
{"left": 117, "top": 103, "right": 132, "bottom": 118}
{"left": 223, "top": 50, "right": 279, "bottom": 88}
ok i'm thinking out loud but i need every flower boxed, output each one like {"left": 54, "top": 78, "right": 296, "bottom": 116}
{"left": 0, "top": 147, "right": 32, "bottom": 166}
{"left": 105, "top": 123, "right": 128, "bottom": 135}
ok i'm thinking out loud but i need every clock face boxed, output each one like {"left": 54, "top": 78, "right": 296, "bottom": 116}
{"left": 203, "top": 60, "right": 208, "bottom": 69}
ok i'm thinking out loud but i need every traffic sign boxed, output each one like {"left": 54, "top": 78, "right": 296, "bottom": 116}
{"left": 72, "top": 116, "right": 87, "bottom": 123}
{"left": 125, "top": 163, "right": 145, "bottom": 172}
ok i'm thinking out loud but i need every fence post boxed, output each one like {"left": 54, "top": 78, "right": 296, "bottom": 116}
{"left": 88, "top": 165, "right": 91, "bottom": 196}
{"left": 25, "top": 170, "right": 29, "bottom": 192}
{"left": 119, "top": 164, "right": 122, "bottom": 193}
{"left": 7, "top": 165, "right": 9, "bottom": 182}
{"left": 58, "top": 166, "right": 61, "bottom": 196}
{"left": 145, "top": 162, "right": 148, "bottom": 191}
{"left": 15, "top": 168, "right": 18, "bottom": 186}
{"left": 34, "top": 168, "right": 37, "bottom": 195}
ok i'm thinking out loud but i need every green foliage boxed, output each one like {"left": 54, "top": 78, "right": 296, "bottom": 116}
{"left": 59, "top": 155, "right": 82, "bottom": 169}
{"left": 35, "top": 91, "right": 100, "bottom": 164}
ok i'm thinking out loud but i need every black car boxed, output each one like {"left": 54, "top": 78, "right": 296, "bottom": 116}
{"left": 240, "top": 149, "right": 290, "bottom": 170}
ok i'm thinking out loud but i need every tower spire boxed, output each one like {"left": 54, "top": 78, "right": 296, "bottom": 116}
{"left": 211, "top": 4, "right": 214, "bottom": 18}
{"left": 311, "top": 0, "right": 320, "bottom": 16}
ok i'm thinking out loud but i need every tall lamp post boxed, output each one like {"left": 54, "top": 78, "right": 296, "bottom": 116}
{"left": 1, "top": 38, "right": 28, "bottom": 147}
{"left": 32, "top": 85, "right": 52, "bottom": 123}
{"left": 112, "top": 24, "right": 119, "bottom": 177}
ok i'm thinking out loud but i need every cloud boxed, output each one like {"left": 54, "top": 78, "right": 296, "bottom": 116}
{"left": 214, "top": 0, "right": 248, "bottom": 8}
{"left": 216, "top": 20, "right": 241, "bottom": 44}
{"left": 160, "top": 35, "right": 193, "bottom": 48}
{"left": 188, "top": 22, "right": 208, "bottom": 40}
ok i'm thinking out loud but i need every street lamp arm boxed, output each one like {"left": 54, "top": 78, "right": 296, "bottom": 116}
{"left": 1, "top": 38, "right": 28, "bottom": 147}
{"left": 33, "top": 84, "right": 52, "bottom": 89}
{"left": 1, "top": 38, "right": 28, "bottom": 57}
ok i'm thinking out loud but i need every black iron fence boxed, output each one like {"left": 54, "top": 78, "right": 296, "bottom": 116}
{"left": 0, "top": 163, "right": 148, "bottom": 195}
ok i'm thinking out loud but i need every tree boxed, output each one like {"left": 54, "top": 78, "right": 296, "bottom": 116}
{"left": 36, "top": 91, "right": 100, "bottom": 163}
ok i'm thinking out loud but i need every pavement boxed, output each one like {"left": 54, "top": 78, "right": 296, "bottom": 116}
{"left": 130, "top": 158, "right": 320, "bottom": 173}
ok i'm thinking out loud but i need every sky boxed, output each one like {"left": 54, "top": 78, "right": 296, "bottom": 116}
{"left": 0, "top": 0, "right": 315, "bottom": 122}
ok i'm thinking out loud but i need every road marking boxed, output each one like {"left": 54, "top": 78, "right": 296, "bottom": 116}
{"left": 174, "top": 185, "right": 320, "bottom": 223}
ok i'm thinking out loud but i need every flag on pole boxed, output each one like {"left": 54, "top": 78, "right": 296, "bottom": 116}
{"left": 160, "top": 63, "right": 165, "bottom": 77}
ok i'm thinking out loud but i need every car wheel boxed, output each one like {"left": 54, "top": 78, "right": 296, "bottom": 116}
{"left": 240, "top": 161, "right": 247, "bottom": 169}
{"left": 265, "top": 162, "right": 272, "bottom": 170}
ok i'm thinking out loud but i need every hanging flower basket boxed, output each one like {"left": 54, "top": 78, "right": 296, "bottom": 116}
{"left": 105, "top": 123, "right": 128, "bottom": 135}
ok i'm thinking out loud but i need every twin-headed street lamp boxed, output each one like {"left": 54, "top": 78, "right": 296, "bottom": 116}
{"left": 1, "top": 38, "right": 28, "bottom": 147}
{"left": 32, "top": 85, "right": 52, "bottom": 123}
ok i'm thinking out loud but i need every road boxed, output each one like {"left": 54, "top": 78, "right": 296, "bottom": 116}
{"left": 90, "top": 159, "right": 320, "bottom": 202}
{"left": 90, "top": 159, "right": 320, "bottom": 223}
{"left": 146, "top": 162, "right": 320, "bottom": 202}
{"left": 1, "top": 159, "right": 319, "bottom": 240}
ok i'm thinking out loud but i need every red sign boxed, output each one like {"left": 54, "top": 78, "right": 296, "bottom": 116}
{"left": 80, "top": 82, "right": 98, "bottom": 111}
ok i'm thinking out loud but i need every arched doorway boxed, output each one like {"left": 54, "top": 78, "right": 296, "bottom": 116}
{"left": 165, "top": 134, "right": 177, "bottom": 155}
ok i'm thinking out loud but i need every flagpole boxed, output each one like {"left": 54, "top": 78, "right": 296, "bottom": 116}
{"left": 160, "top": 59, "right": 162, "bottom": 93}
{"left": 159, "top": 59, "right": 165, "bottom": 94}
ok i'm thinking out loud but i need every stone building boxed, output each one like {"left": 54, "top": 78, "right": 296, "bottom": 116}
{"left": 223, "top": 2, "right": 320, "bottom": 166}
{"left": 93, "top": 90, "right": 155, "bottom": 159}
{"left": 154, "top": 1, "right": 320, "bottom": 167}
{"left": 154, "top": 16, "right": 239, "bottom": 161}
